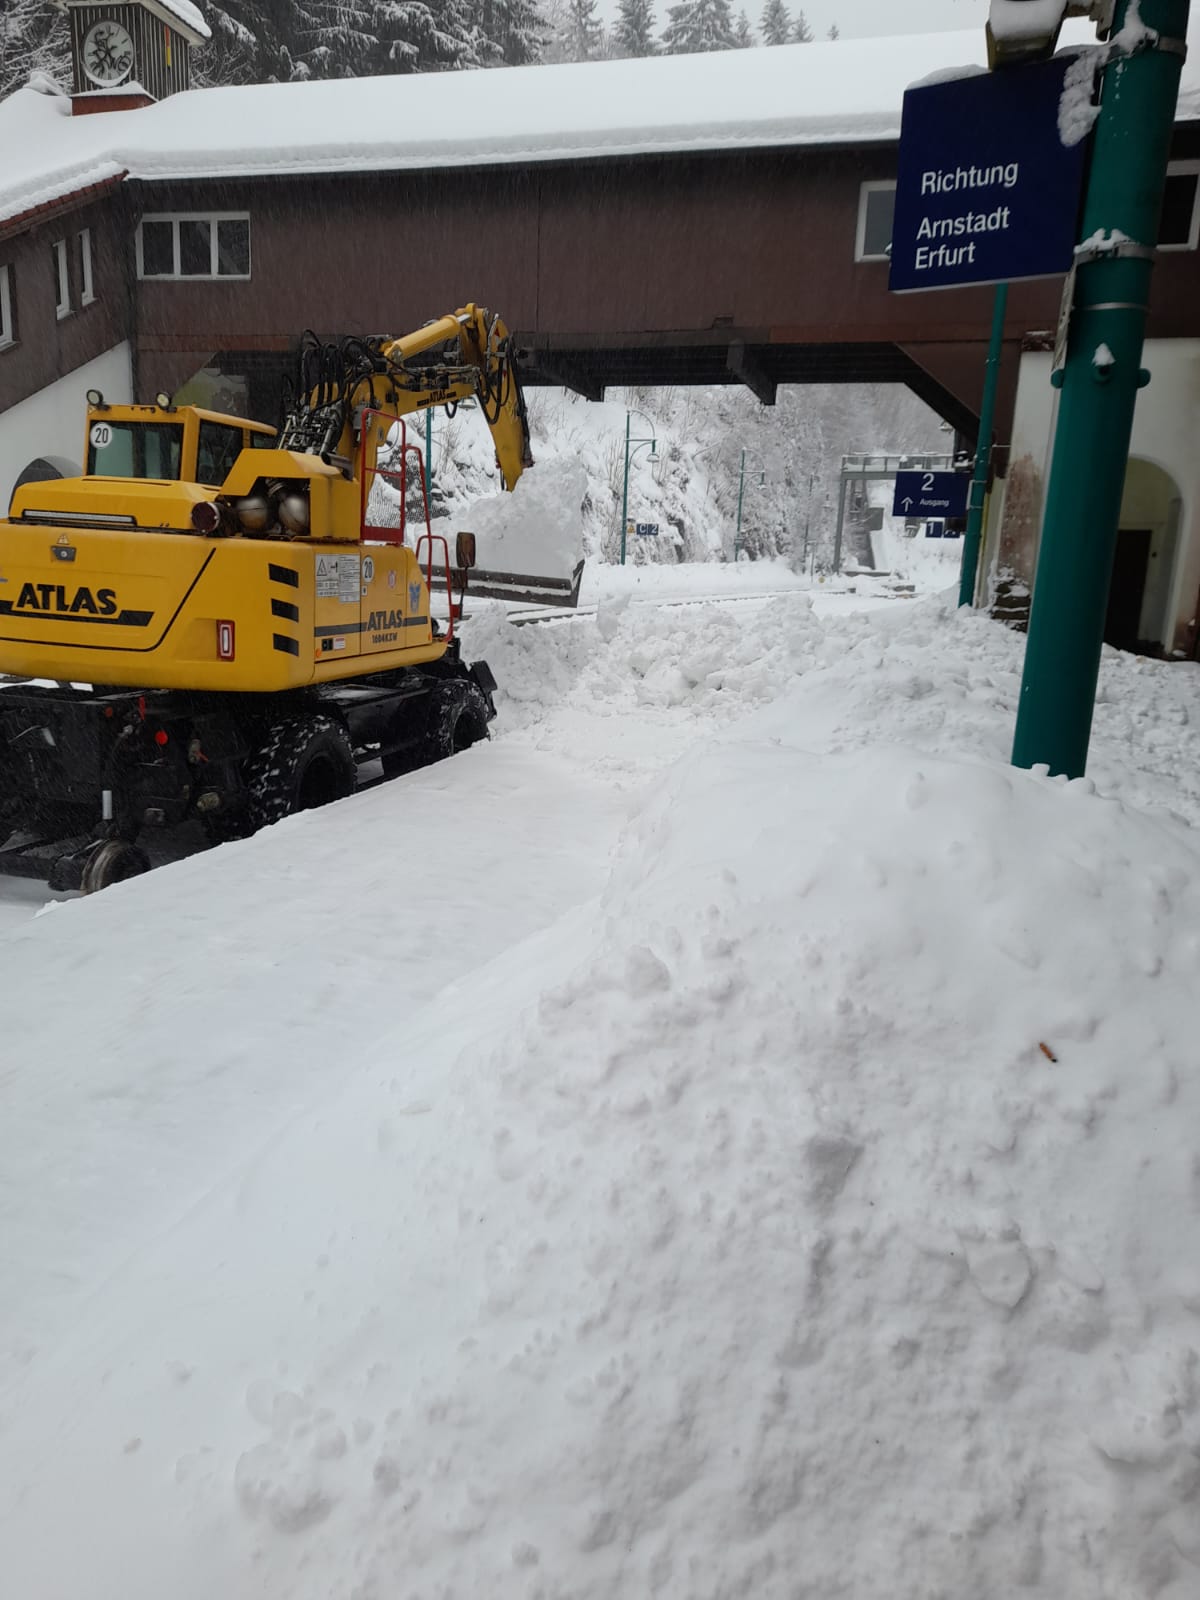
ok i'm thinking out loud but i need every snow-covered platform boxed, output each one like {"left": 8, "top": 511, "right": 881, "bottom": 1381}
{"left": 3, "top": 573, "right": 1200, "bottom": 1597}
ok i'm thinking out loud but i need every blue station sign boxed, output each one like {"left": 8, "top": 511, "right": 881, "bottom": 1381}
{"left": 889, "top": 57, "right": 1088, "bottom": 293}
{"left": 893, "top": 470, "right": 970, "bottom": 519}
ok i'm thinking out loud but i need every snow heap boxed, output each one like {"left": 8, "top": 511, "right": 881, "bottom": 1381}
{"left": 462, "top": 456, "right": 587, "bottom": 581}
{"left": 2, "top": 594, "right": 1200, "bottom": 1597}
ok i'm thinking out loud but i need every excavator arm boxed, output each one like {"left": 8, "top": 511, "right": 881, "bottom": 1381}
{"left": 280, "top": 304, "right": 533, "bottom": 492}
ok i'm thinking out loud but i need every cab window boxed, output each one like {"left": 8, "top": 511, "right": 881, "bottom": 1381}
{"left": 87, "top": 420, "right": 183, "bottom": 480}
{"left": 197, "top": 421, "right": 244, "bottom": 487}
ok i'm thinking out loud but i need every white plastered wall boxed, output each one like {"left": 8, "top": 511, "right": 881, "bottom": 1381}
{"left": 0, "top": 343, "right": 133, "bottom": 513}
{"left": 984, "top": 338, "right": 1200, "bottom": 651}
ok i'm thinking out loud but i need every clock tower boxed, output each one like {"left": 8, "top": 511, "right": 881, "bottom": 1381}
{"left": 62, "top": 0, "right": 209, "bottom": 105}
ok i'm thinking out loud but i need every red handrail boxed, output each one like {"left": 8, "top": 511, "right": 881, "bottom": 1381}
{"left": 359, "top": 410, "right": 455, "bottom": 640}
{"left": 358, "top": 409, "right": 410, "bottom": 546}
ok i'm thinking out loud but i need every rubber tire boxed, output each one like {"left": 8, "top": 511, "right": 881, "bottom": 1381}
{"left": 243, "top": 714, "right": 356, "bottom": 833}
{"left": 381, "top": 687, "right": 489, "bottom": 779}
{"left": 80, "top": 839, "right": 151, "bottom": 894}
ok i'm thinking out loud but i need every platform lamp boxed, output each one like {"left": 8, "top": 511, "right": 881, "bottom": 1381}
{"left": 734, "top": 450, "right": 766, "bottom": 559}
{"left": 986, "top": 0, "right": 1115, "bottom": 67}
{"left": 620, "top": 408, "right": 657, "bottom": 565}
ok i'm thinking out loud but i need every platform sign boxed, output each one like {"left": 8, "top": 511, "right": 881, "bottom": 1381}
{"left": 893, "top": 470, "right": 970, "bottom": 519}
{"left": 889, "top": 57, "right": 1087, "bottom": 293}
{"left": 635, "top": 521, "right": 659, "bottom": 538}
{"left": 926, "top": 521, "right": 945, "bottom": 539}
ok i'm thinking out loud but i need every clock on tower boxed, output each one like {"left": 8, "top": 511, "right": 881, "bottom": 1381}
{"left": 62, "top": 1, "right": 210, "bottom": 105}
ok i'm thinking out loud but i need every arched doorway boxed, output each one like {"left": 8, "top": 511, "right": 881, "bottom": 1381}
{"left": 1106, "top": 458, "right": 1184, "bottom": 654}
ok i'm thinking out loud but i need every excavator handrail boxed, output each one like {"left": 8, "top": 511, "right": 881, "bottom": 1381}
{"left": 414, "top": 530, "right": 457, "bottom": 640}
{"left": 358, "top": 409, "right": 415, "bottom": 547}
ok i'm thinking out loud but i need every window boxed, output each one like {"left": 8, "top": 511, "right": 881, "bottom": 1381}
{"left": 136, "top": 213, "right": 251, "bottom": 280}
{"left": 1159, "top": 162, "right": 1200, "bottom": 251}
{"left": 0, "top": 264, "right": 13, "bottom": 349}
{"left": 196, "top": 421, "right": 244, "bottom": 487}
{"left": 856, "top": 182, "right": 896, "bottom": 262}
{"left": 87, "top": 421, "right": 184, "bottom": 480}
{"left": 52, "top": 238, "right": 70, "bottom": 318}
{"left": 79, "top": 229, "right": 95, "bottom": 305}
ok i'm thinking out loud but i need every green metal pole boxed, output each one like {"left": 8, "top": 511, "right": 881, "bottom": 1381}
{"left": 959, "top": 280, "right": 1008, "bottom": 607}
{"left": 425, "top": 406, "right": 433, "bottom": 488}
{"left": 735, "top": 448, "right": 746, "bottom": 557}
{"left": 1012, "top": 0, "right": 1189, "bottom": 776}
{"left": 620, "top": 410, "right": 630, "bottom": 566}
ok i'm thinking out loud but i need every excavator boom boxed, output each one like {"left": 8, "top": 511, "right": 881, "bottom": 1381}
{"left": 283, "top": 304, "right": 533, "bottom": 493}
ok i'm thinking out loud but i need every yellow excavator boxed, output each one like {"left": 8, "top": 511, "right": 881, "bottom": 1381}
{"left": 0, "top": 305, "right": 576, "bottom": 891}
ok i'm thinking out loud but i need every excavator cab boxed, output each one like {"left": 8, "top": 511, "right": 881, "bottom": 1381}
{"left": 81, "top": 395, "right": 276, "bottom": 486}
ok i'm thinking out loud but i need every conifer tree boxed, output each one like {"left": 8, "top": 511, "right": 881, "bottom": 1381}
{"left": 613, "top": 0, "right": 658, "bottom": 58}
{"left": 660, "top": 0, "right": 737, "bottom": 55}
{"left": 558, "top": 0, "right": 604, "bottom": 59}
{"left": 760, "top": 0, "right": 790, "bottom": 47}
{"left": 791, "top": 8, "right": 813, "bottom": 42}
{"left": 827, "top": 21, "right": 839, "bottom": 40}
{"left": 734, "top": 9, "right": 755, "bottom": 46}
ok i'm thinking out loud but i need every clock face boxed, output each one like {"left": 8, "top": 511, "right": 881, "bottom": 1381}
{"left": 82, "top": 19, "right": 134, "bottom": 87}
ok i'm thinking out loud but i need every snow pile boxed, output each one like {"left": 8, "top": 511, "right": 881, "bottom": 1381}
{"left": 464, "top": 587, "right": 827, "bottom": 732}
{"left": 1059, "top": 45, "right": 1102, "bottom": 147}
{"left": 4, "top": 594, "right": 1200, "bottom": 1597}
{"left": 462, "top": 456, "right": 587, "bottom": 580}
{"left": 988, "top": 0, "right": 1069, "bottom": 44}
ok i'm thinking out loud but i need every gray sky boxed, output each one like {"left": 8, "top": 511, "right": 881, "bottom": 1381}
{"left": 596, "top": 0, "right": 994, "bottom": 35}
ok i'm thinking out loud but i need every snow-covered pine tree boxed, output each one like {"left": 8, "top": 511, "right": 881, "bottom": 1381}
{"left": 660, "top": 0, "right": 736, "bottom": 56}
{"left": 296, "top": 0, "right": 485, "bottom": 76}
{"left": 791, "top": 8, "right": 813, "bottom": 42}
{"left": 827, "top": 21, "right": 839, "bottom": 40}
{"left": 734, "top": 9, "right": 755, "bottom": 46}
{"left": 474, "top": 0, "right": 547, "bottom": 65}
{"left": 759, "top": 0, "right": 790, "bottom": 47}
{"left": 196, "top": 0, "right": 322, "bottom": 84}
{"left": 0, "top": 0, "right": 72, "bottom": 98}
{"left": 612, "top": 0, "right": 657, "bottom": 57}
{"left": 558, "top": 0, "right": 604, "bottom": 60}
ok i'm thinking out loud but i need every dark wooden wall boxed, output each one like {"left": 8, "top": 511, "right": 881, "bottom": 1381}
{"left": 3, "top": 122, "right": 1199, "bottom": 442}
{"left": 0, "top": 194, "right": 132, "bottom": 412}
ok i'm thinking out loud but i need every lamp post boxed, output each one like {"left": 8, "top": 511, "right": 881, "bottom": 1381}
{"left": 802, "top": 470, "right": 816, "bottom": 569}
{"left": 1010, "top": 0, "right": 1189, "bottom": 777}
{"left": 734, "top": 451, "right": 766, "bottom": 559}
{"left": 620, "top": 408, "right": 657, "bottom": 565}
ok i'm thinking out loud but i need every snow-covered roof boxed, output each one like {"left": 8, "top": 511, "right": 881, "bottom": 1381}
{"left": 143, "top": 0, "right": 211, "bottom": 43}
{"left": 2, "top": 22, "right": 1199, "bottom": 231}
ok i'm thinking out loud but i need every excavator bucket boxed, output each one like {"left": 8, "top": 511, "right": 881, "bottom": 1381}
{"left": 456, "top": 558, "right": 585, "bottom": 610}
{"left": 451, "top": 531, "right": 585, "bottom": 613}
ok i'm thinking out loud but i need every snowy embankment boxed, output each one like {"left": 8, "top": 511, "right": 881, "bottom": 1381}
{"left": 3, "top": 588, "right": 1200, "bottom": 1598}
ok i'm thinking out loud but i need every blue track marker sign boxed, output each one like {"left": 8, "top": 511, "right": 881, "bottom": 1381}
{"left": 889, "top": 57, "right": 1087, "bottom": 293}
{"left": 893, "top": 470, "right": 970, "bottom": 519}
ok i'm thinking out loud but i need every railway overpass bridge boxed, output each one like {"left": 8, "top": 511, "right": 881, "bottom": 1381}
{"left": 2, "top": 32, "right": 1200, "bottom": 461}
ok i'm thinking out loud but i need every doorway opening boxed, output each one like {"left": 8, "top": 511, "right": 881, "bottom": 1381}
{"left": 1105, "top": 458, "right": 1183, "bottom": 654}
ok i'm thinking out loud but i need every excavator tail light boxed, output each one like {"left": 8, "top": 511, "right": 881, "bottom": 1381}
{"left": 191, "top": 500, "right": 222, "bottom": 535}
{"left": 216, "top": 621, "right": 236, "bottom": 661}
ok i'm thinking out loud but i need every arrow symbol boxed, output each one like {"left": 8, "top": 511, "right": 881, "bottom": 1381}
{"left": 901, "top": 497, "right": 914, "bottom": 511}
